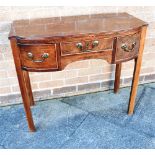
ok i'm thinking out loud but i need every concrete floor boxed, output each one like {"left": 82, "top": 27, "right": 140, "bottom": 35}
{"left": 0, "top": 82, "right": 155, "bottom": 149}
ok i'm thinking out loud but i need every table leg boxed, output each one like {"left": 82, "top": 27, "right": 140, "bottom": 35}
{"left": 128, "top": 26, "right": 147, "bottom": 115}
{"left": 18, "top": 70, "right": 36, "bottom": 131}
{"left": 24, "top": 71, "right": 35, "bottom": 106}
{"left": 114, "top": 63, "right": 122, "bottom": 93}
{"left": 128, "top": 58, "right": 141, "bottom": 114}
{"left": 10, "top": 38, "right": 36, "bottom": 132}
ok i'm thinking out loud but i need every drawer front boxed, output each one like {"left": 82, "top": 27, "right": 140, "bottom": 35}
{"left": 115, "top": 32, "right": 141, "bottom": 62}
{"left": 19, "top": 44, "right": 58, "bottom": 69}
{"left": 60, "top": 37, "right": 114, "bottom": 56}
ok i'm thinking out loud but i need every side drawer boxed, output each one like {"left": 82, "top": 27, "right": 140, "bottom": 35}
{"left": 18, "top": 44, "right": 58, "bottom": 70}
{"left": 60, "top": 37, "right": 114, "bottom": 56}
{"left": 115, "top": 32, "right": 141, "bottom": 62}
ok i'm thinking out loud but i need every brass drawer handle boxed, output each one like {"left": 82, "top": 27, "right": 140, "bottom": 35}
{"left": 76, "top": 40, "right": 99, "bottom": 52}
{"left": 27, "top": 52, "right": 49, "bottom": 63}
{"left": 121, "top": 42, "right": 136, "bottom": 52}
{"left": 92, "top": 40, "right": 99, "bottom": 48}
{"left": 76, "top": 42, "right": 83, "bottom": 51}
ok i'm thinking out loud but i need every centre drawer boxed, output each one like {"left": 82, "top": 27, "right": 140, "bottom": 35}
{"left": 60, "top": 37, "right": 114, "bottom": 56}
{"left": 18, "top": 44, "right": 58, "bottom": 70}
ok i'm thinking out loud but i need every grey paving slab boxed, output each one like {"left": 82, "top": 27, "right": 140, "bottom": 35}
{"left": 128, "top": 86, "right": 155, "bottom": 137}
{"left": 61, "top": 114, "right": 154, "bottom": 149}
{"left": 0, "top": 100, "right": 88, "bottom": 148}
{"left": 62, "top": 85, "right": 144, "bottom": 126}
{"left": 0, "top": 83, "right": 155, "bottom": 149}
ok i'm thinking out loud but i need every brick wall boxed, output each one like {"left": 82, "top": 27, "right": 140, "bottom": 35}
{"left": 0, "top": 6, "right": 155, "bottom": 106}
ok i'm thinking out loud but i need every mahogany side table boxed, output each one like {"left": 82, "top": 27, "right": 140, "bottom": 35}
{"left": 8, "top": 13, "right": 148, "bottom": 132}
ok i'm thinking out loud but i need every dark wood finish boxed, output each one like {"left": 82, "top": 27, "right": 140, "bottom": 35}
{"left": 10, "top": 38, "right": 36, "bottom": 132}
{"left": 60, "top": 37, "right": 113, "bottom": 56}
{"left": 9, "top": 13, "right": 148, "bottom": 131}
{"left": 128, "top": 26, "right": 147, "bottom": 115}
{"left": 9, "top": 13, "right": 147, "bottom": 39}
{"left": 114, "top": 63, "right": 122, "bottom": 93}
{"left": 115, "top": 31, "right": 141, "bottom": 63}
{"left": 19, "top": 44, "right": 58, "bottom": 70}
{"left": 24, "top": 71, "right": 35, "bottom": 106}
{"left": 60, "top": 49, "right": 113, "bottom": 70}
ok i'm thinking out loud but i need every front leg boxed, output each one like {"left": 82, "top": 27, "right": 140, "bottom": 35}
{"left": 128, "top": 26, "right": 147, "bottom": 115}
{"left": 24, "top": 71, "right": 35, "bottom": 106}
{"left": 10, "top": 38, "right": 36, "bottom": 132}
{"left": 128, "top": 57, "right": 142, "bottom": 115}
{"left": 18, "top": 70, "right": 36, "bottom": 131}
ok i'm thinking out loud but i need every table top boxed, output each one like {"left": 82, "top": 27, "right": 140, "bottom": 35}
{"left": 9, "top": 12, "right": 148, "bottom": 39}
